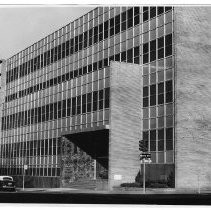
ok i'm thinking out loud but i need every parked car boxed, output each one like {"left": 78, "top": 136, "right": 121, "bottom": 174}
{"left": 0, "top": 176, "right": 16, "bottom": 191}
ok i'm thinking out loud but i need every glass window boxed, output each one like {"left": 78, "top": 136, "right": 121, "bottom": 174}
{"left": 143, "top": 108, "right": 149, "bottom": 118}
{"left": 150, "top": 84, "right": 156, "bottom": 95}
{"left": 150, "top": 118, "right": 156, "bottom": 129}
{"left": 150, "top": 73, "right": 156, "bottom": 84}
{"left": 158, "top": 117, "right": 164, "bottom": 128}
{"left": 143, "top": 97, "right": 149, "bottom": 107}
{"left": 158, "top": 37, "right": 164, "bottom": 49}
{"left": 165, "top": 7, "right": 172, "bottom": 12}
{"left": 150, "top": 107, "right": 156, "bottom": 118}
{"left": 165, "top": 45, "right": 172, "bottom": 57}
{"left": 158, "top": 128, "right": 164, "bottom": 140}
{"left": 143, "top": 86, "right": 148, "bottom": 97}
{"left": 143, "top": 131, "right": 149, "bottom": 141}
{"left": 158, "top": 105, "right": 164, "bottom": 116}
{"left": 150, "top": 39, "right": 156, "bottom": 51}
{"left": 158, "top": 26, "right": 164, "bottom": 37}
{"left": 143, "top": 53, "right": 149, "bottom": 64}
{"left": 143, "top": 11, "right": 149, "bottom": 22}
{"left": 143, "top": 32, "right": 149, "bottom": 43}
{"left": 150, "top": 129, "right": 156, "bottom": 140}
{"left": 128, "top": 28, "right": 133, "bottom": 39}
{"left": 158, "top": 94, "right": 164, "bottom": 105}
{"left": 143, "top": 65, "right": 149, "bottom": 75}
{"left": 166, "top": 116, "right": 173, "bottom": 127}
{"left": 166, "top": 103, "right": 173, "bottom": 116}
{"left": 150, "top": 29, "right": 156, "bottom": 40}
{"left": 165, "top": 11, "right": 172, "bottom": 24}
{"left": 143, "top": 43, "right": 149, "bottom": 54}
{"left": 158, "top": 48, "right": 164, "bottom": 59}
{"left": 150, "top": 141, "right": 156, "bottom": 151}
{"left": 143, "top": 75, "right": 149, "bottom": 86}
{"left": 150, "top": 95, "right": 156, "bottom": 106}
{"left": 150, "top": 18, "right": 156, "bottom": 30}
{"left": 157, "top": 7, "right": 164, "bottom": 15}
{"left": 143, "top": 119, "right": 149, "bottom": 130}
{"left": 158, "top": 70, "right": 164, "bottom": 82}
{"left": 165, "top": 34, "right": 172, "bottom": 46}
{"left": 134, "top": 36, "right": 139, "bottom": 47}
{"left": 121, "top": 11, "right": 126, "bottom": 22}
{"left": 166, "top": 127, "right": 173, "bottom": 139}
{"left": 150, "top": 7, "right": 156, "bottom": 19}
{"left": 166, "top": 80, "right": 172, "bottom": 92}
{"left": 166, "top": 140, "right": 173, "bottom": 150}
{"left": 158, "top": 141, "right": 164, "bottom": 151}
{"left": 150, "top": 51, "right": 156, "bottom": 62}
{"left": 158, "top": 82, "right": 164, "bottom": 94}
{"left": 158, "top": 59, "right": 164, "bottom": 70}
{"left": 166, "top": 56, "right": 173, "bottom": 68}
{"left": 165, "top": 22, "right": 172, "bottom": 35}
{"left": 166, "top": 91, "right": 173, "bottom": 103}
{"left": 134, "top": 46, "right": 139, "bottom": 57}
{"left": 158, "top": 14, "right": 164, "bottom": 27}
{"left": 166, "top": 68, "right": 173, "bottom": 80}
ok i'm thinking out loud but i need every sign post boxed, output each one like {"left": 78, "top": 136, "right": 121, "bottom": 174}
{"left": 140, "top": 153, "right": 151, "bottom": 194}
{"left": 143, "top": 159, "right": 145, "bottom": 194}
{"left": 139, "top": 140, "right": 151, "bottom": 194}
{"left": 23, "top": 165, "right": 28, "bottom": 191}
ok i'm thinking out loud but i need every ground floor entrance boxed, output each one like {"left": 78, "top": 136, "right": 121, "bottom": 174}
{"left": 60, "top": 129, "right": 109, "bottom": 190}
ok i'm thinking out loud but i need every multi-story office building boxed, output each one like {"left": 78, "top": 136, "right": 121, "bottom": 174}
{"left": 0, "top": 6, "right": 211, "bottom": 190}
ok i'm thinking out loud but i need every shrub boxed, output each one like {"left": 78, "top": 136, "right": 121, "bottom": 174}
{"left": 167, "top": 171, "right": 175, "bottom": 187}
{"left": 149, "top": 182, "right": 168, "bottom": 188}
{"left": 120, "top": 180, "right": 169, "bottom": 188}
{"left": 120, "top": 182, "right": 142, "bottom": 188}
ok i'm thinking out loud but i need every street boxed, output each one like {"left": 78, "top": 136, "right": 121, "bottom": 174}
{"left": 0, "top": 189, "right": 211, "bottom": 205}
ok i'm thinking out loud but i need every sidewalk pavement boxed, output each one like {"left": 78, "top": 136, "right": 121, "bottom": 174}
{"left": 16, "top": 187, "right": 211, "bottom": 194}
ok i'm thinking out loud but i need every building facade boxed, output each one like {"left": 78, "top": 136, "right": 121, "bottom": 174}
{"left": 0, "top": 6, "right": 210, "bottom": 190}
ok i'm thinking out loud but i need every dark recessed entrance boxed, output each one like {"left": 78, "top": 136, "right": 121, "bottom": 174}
{"left": 60, "top": 129, "right": 109, "bottom": 190}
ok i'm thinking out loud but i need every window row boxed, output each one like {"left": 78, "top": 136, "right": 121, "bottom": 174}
{"left": 143, "top": 6, "right": 172, "bottom": 22}
{"left": 143, "top": 103, "right": 173, "bottom": 119}
{"left": 143, "top": 34, "right": 173, "bottom": 64}
{"left": 145, "top": 139, "right": 173, "bottom": 151}
{"left": 143, "top": 92, "right": 173, "bottom": 107}
{"left": 143, "top": 68, "right": 173, "bottom": 86}
{"left": 143, "top": 115, "right": 173, "bottom": 130}
{"left": 143, "top": 34, "right": 172, "bottom": 54}
{"left": 142, "top": 127, "right": 173, "bottom": 151}
{"left": 142, "top": 56, "right": 173, "bottom": 75}
{"left": 6, "top": 47, "right": 138, "bottom": 103}
{"left": 0, "top": 138, "right": 60, "bottom": 158}
{"left": 6, "top": 7, "right": 141, "bottom": 84}
{"left": 143, "top": 80, "right": 172, "bottom": 97}
{"left": 0, "top": 167, "right": 60, "bottom": 177}
{"left": 2, "top": 88, "right": 110, "bottom": 130}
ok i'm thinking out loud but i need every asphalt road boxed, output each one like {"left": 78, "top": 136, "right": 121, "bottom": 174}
{"left": 0, "top": 191, "right": 211, "bottom": 205}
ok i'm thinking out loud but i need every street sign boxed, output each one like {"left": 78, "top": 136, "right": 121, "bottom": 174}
{"left": 140, "top": 153, "right": 151, "bottom": 159}
{"left": 140, "top": 158, "right": 152, "bottom": 163}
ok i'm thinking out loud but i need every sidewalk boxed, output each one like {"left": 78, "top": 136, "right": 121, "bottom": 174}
{"left": 16, "top": 187, "right": 211, "bottom": 194}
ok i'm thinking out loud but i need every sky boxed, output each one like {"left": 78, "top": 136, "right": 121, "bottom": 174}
{"left": 0, "top": 5, "right": 95, "bottom": 59}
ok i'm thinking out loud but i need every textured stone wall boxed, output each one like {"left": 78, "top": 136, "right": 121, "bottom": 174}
{"left": 109, "top": 62, "right": 142, "bottom": 190}
{"left": 175, "top": 7, "right": 211, "bottom": 189}
{"left": 60, "top": 136, "right": 94, "bottom": 187}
